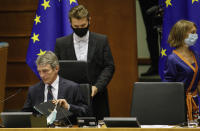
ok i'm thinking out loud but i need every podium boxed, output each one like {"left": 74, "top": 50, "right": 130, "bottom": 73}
{"left": 0, "top": 42, "right": 9, "bottom": 113}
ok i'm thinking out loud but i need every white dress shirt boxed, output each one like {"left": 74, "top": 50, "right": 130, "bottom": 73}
{"left": 44, "top": 75, "right": 59, "bottom": 102}
{"left": 73, "top": 31, "right": 89, "bottom": 61}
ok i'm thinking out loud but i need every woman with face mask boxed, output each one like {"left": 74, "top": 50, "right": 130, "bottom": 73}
{"left": 163, "top": 20, "right": 200, "bottom": 123}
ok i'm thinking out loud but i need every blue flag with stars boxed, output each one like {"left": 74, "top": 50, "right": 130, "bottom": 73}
{"left": 26, "top": 0, "right": 78, "bottom": 78}
{"left": 159, "top": 0, "right": 200, "bottom": 79}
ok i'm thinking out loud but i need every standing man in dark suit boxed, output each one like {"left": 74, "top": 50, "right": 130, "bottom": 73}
{"left": 22, "top": 51, "right": 89, "bottom": 123}
{"left": 55, "top": 5, "right": 115, "bottom": 120}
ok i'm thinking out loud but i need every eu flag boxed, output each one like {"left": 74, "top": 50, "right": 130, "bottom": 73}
{"left": 26, "top": 0, "right": 78, "bottom": 78}
{"left": 159, "top": 0, "right": 200, "bottom": 79}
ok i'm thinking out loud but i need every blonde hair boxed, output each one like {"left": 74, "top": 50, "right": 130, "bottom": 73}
{"left": 168, "top": 20, "right": 196, "bottom": 48}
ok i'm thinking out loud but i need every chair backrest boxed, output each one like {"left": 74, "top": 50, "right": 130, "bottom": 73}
{"left": 58, "top": 60, "right": 90, "bottom": 84}
{"left": 131, "top": 82, "right": 186, "bottom": 125}
{"left": 79, "top": 84, "right": 91, "bottom": 106}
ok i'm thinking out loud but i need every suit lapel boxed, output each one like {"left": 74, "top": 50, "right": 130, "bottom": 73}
{"left": 87, "top": 32, "right": 96, "bottom": 62}
{"left": 68, "top": 35, "right": 77, "bottom": 60}
{"left": 57, "top": 77, "right": 65, "bottom": 99}
{"left": 38, "top": 82, "right": 45, "bottom": 103}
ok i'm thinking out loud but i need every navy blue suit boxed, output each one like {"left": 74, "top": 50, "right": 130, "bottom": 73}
{"left": 22, "top": 77, "right": 89, "bottom": 122}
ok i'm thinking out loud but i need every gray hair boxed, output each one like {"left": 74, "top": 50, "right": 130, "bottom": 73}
{"left": 36, "top": 51, "right": 59, "bottom": 69}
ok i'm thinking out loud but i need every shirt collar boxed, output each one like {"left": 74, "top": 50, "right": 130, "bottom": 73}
{"left": 73, "top": 31, "right": 89, "bottom": 43}
{"left": 45, "top": 75, "right": 59, "bottom": 89}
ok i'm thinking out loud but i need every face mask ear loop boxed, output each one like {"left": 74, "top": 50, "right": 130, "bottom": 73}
{"left": 47, "top": 103, "right": 58, "bottom": 126}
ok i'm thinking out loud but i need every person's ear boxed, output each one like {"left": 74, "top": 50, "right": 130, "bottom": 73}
{"left": 55, "top": 65, "right": 59, "bottom": 73}
{"left": 88, "top": 17, "right": 91, "bottom": 24}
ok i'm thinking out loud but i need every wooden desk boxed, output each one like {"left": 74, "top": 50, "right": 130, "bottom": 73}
{"left": 0, "top": 128, "right": 199, "bottom": 131}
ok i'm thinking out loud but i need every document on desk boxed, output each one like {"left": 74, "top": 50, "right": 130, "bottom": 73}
{"left": 141, "top": 125, "right": 176, "bottom": 128}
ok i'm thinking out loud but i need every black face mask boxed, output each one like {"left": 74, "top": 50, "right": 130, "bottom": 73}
{"left": 72, "top": 24, "right": 89, "bottom": 37}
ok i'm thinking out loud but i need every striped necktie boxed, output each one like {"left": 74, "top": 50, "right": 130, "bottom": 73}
{"left": 47, "top": 85, "right": 53, "bottom": 101}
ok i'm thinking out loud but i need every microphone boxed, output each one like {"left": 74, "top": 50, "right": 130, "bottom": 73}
{"left": 0, "top": 88, "right": 22, "bottom": 103}
{"left": 0, "top": 88, "right": 22, "bottom": 128}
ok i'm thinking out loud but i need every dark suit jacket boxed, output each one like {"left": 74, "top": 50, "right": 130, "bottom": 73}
{"left": 55, "top": 32, "right": 115, "bottom": 120}
{"left": 22, "top": 77, "right": 89, "bottom": 123}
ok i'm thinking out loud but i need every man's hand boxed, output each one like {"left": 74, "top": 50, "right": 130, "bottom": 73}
{"left": 52, "top": 99, "right": 69, "bottom": 110}
{"left": 91, "top": 86, "right": 98, "bottom": 97}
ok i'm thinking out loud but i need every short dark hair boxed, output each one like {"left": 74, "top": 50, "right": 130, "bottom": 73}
{"left": 69, "top": 5, "right": 90, "bottom": 22}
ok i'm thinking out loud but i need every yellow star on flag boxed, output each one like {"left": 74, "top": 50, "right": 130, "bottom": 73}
{"left": 165, "top": 0, "right": 172, "bottom": 7}
{"left": 37, "top": 49, "right": 46, "bottom": 56}
{"left": 34, "top": 14, "right": 41, "bottom": 25}
{"left": 161, "top": 48, "right": 167, "bottom": 57}
{"left": 31, "top": 33, "right": 40, "bottom": 43}
{"left": 69, "top": 0, "right": 77, "bottom": 5}
{"left": 41, "top": 0, "right": 51, "bottom": 10}
{"left": 192, "top": 0, "right": 198, "bottom": 4}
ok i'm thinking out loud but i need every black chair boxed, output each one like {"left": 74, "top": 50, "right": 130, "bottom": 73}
{"left": 58, "top": 60, "right": 90, "bottom": 84}
{"left": 131, "top": 82, "right": 187, "bottom": 125}
{"left": 79, "top": 84, "right": 92, "bottom": 106}
{"left": 79, "top": 84, "right": 93, "bottom": 118}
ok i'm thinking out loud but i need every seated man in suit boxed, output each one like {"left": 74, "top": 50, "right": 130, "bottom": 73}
{"left": 22, "top": 51, "right": 89, "bottom": 124}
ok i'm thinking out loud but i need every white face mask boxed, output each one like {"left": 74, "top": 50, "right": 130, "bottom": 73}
{"left": 47, "top": 105, "right": 57, "bottom": 125}
{"left": 184, "top": 33, "right": 198, "bottom": 46}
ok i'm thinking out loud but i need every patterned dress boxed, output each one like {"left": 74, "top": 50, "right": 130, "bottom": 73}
{"left": 163, "top": 49, "right": 200, "bottom": 121}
